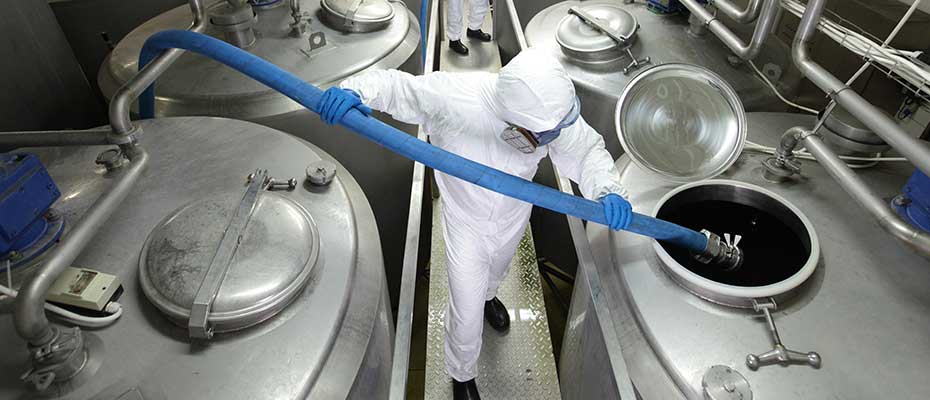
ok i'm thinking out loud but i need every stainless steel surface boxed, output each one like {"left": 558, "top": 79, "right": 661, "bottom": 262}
{"left": 616, "top": 63, "right": 747, "bottom": 182}
{"left": 553, "top": 165, "right": 638, "bottom": 400}
{"left": 494, "top": 0, "right": 529, "bottom": 64}
{"left": 1, "top": 117, "right": 392, "bottom": 399}
{"left": 569, "top": 112, "right": 930, "bottom": 399}
{"left": 139, "top": 177, "right": 320, "bottom": 338}
{"left": 525, "top": 0, "right": 781, "bottom": 158}
{"left": 679, "top": 0, "right": 779, "bottom": 60}
{"left": 424, "top": 199, "right": 561, "bottom": 399}
{"left": 1, "top": 1, "right": 104, "bottom": 132}
{"left": 711, "top": 0, "right": 763, "bottom": 24}
{"left": 791, "top": 0, "right": 930, "bottom": 177}
{"left": 389, "top": 0, "right": 438, "bottom": 396}
{"left": 0, "top": 129, "right": 112, "bottom": 148}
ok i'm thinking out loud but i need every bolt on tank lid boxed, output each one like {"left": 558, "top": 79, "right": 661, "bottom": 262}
{"left": 616, "top": 64, "right": 747, "bottom": 183}
{"left": 139, "top": 181, "right": 320, "bottom": 338}
{"left": 320, "top": 0, "right": 395, "bottom": 32}
{"left": 556, "top": 4, "right": 639, "bottom": 62}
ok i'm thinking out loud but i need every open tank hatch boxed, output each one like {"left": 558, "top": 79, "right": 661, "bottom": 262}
{"left": 651, "top": 180, "right": 820, "bottom": 308}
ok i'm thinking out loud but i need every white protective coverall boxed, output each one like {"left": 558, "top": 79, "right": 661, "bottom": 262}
{"left": 341, "top": 48, "right": 625, "bottom": 382}
{"left": 446, "top": 0, "right": 489, "bottom": 41}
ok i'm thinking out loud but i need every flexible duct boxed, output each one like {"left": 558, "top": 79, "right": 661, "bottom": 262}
{"left": 137, "top": 30, "right": 710, "bottom": 253}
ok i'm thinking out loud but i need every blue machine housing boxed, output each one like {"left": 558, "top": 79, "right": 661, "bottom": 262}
{"left": 1, "top": 153, "right": 63, "bottom": 266}
{"left": 894, "top": 170, "right": 930, "bottom": 232}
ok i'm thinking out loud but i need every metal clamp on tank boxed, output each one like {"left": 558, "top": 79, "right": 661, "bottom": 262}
{"left": 746, "top": 298, "right": 821, "bottom": 370}
{"left": 693, "top": 229, "right": 744, "bottom": 271}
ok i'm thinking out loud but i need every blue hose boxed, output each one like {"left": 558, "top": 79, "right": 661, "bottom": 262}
{"left": 419, "top": 0, "right": 429, "bottom": 63}
{"left": 137, "top": 30, "right": 708, "bottom": 254}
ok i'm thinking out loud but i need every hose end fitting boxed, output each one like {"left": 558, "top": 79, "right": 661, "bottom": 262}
{"left": 693, "top": 229, "right": 744, "bottom": 271}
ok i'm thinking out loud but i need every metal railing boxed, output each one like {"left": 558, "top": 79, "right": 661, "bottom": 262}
{"left": 388, "top": 0, "right": 438, "bottom": 398}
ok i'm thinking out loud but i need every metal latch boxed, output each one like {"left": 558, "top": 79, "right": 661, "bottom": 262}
{"left": 746, "top": 298, "right": 821, "bottom": 370}
{"left": 567, "top": 6, "right": 651, "bottom": 74}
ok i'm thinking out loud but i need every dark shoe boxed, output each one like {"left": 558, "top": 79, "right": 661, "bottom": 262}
{"left": 449, "top": 40, "right": 469, "bottom": 55}
{"left": 466, "top": 28, "right": 492, "bottom": 42}
{"left": 484, "top": 297, "right": 510, "bottom": 332}
{"left": 453, "top": 379, "right": 481, "bottom": 400}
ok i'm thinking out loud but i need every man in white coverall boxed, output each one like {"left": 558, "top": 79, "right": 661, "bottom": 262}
{"left": 316, "top": 49, "right": 632, "bottom": 400}
{"left": 446, "top": 0, "right": 491, "bottom": 55}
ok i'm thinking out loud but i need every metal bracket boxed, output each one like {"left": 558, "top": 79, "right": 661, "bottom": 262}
{"left": 746, "top": 299, "right": 822, "bottom": 370}
{"left": 187, "top": 169, "right": 267, "bottom": 339}
{"left": 343, "top": 0, "right": 364, "bottom": 28}
{"left": 301, "top": 31, "right": 328, "bottom": 57}
{"left": 622, "top": 48, "right": 651, "bottom": 75}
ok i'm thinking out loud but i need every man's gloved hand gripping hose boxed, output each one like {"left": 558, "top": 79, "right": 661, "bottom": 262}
{"left": 137, "top": 30, "right": 743, "bottom": 270}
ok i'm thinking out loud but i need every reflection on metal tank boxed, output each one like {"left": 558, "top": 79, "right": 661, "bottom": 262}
{"left": 561, "top": 112, "right": 930, "bottom": 399}
{"left": 98, "top": 0, "right": 421, "bottom": 309}
{"left": 0, "top": 117, "right": 392, "bottom": 399}
{"left": 525, "top": 0, "right": 781, "bottom": 158}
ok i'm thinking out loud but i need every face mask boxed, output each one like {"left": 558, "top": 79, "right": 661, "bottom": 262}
{"left": 500, "top": 96, "right": 581, "bottom": 154}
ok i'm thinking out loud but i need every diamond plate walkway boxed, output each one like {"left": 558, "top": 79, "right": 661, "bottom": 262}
{"left": 424, "top": 198, "right": 561, "bottom": 399}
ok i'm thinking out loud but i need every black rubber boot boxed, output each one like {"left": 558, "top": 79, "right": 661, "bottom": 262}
{"left": 453, "top": 379, "right": 481, "bottom": 400}
{"left": 484, "top": 297, "right": 510, "bottom": 332}
{"left": 466, "top": 28, "right": 492, "bottom": 42}
{"left": 449, "top": 40, "right": 469, "bottom": 55}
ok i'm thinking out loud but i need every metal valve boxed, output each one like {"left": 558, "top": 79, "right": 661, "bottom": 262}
{"left": 746, "top": 299, "right": 821, "bottom": 370}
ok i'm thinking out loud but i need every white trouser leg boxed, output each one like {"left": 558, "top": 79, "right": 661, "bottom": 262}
{"left": 484, "top": 226, "right": 524, "bottom": 301}
{"left": 467, "top": 0, "right": 489, "bottom": 32}
{"left": 442, "top": 210, "right": 489, "bottom": 382}
{"left": 446, "top": 0, "right": 465, "bottom": 41}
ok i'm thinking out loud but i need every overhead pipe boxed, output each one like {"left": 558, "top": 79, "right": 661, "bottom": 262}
{"left": 781, "top": 127, "right": 930, "bottom": 256}
{"left": 792, "top": 0, "right": 930, "bottom": 177}
{"left": 137, "top": 30, "right": 748, "bottom": 269}
{"left": 0, "top": 128, "right": 112, "bottom": 147}
{"left": 679, "top": 0, "right": 780, "bottom": 60}
{"left": 108, "top": 0, "right": 207, "bottom": 151}
{"left": 712, "top": 0, "right": 765, "bottom": 24}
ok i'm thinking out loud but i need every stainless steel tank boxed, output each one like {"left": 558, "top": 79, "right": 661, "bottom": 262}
{"left": 561, "top": 112, "right": 930, "bottom": 399}
{"left": 524, "top": 0, "right": 783, "bottom": 157}
{"left": 98, "top": 0, "right": 421, "bottom": 308}
{"left": 0, "top": 116, "right": 392, "bottom": 399}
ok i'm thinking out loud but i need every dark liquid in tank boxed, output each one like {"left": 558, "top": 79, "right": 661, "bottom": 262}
{"left": 657, "top": 200, "right": 809, "bottom": 287}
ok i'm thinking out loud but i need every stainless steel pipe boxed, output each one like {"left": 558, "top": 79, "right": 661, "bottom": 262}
{"left": 712, "top": 0, "right": 764, "bottom": 24}
{"left": 680, "top": 0, "right": 779, "bottom": 60}
{"left": 792, "top": 0, "right": 930, "bottom": 176}
{"left": 0, "top": 128, "right": 111, "bottom": 147}
{"left": 14, "top": 149, "right": 150, "bottom": 345}
{"left": 109, "top": 0, "right": 207, "bottom": 141}
{"left": 799, "top": 131, "right": 930, "bottom": 256}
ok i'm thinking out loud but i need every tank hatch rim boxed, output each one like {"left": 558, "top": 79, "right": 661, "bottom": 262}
{"left": 650, "top": 180, "right": 820, "bottom": 308}
{"left": 555, "top": 4, "right": 638, "bottom": 63}
{"left": 139, "top": 190, "right": 321, "bottom": 334}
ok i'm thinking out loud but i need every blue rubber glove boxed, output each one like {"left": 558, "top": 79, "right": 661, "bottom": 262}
{"left": 600, "top": 193, "right": 632, "bottom": 231}
{"left": 317, "top": 87, "right": 372, "bottom": 125}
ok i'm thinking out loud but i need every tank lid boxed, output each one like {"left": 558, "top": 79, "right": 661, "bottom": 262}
{"left": 556, "top": 4, "right": 637, "bottom": 62}
{"left": 616, "top": 64, "right": 746, "bottom": 182}
{"left": 823, "top": 106, "right": 886, "bottom": 145}
{"left": 139, "top": 184, "right": 320, "bottom": 337}
{"left": 320, "top": 0, "right": 395, "bottom": 32}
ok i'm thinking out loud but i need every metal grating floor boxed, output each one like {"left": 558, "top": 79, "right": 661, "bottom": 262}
{"left": 424, "top": 199, "right": 561, "bottom": 399}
